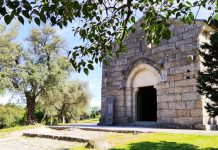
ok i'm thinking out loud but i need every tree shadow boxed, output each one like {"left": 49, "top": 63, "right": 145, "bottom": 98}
{"left": 110, "top": 141, "right": 218, "bottom": 150}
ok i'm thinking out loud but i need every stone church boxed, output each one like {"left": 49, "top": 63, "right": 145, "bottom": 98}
{"left": 100, "top": 19, "right": 217, "bottom": 129}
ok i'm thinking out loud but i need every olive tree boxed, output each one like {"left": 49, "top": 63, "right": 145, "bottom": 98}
{"left": 1, "top": 26, "right": 72, "bottom": 124}
{"left": 38, "top": 80, "right": 91, "bottom": 124}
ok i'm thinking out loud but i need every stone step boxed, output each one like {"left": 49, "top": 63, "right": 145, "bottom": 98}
{"left": 23, "top": 131, "right": 111, "bottom": 149}
{"left": 75, "top": 127, "right": 146, "bottom": 134}
{"left": 128, "top": 121, "right": 157, "bottom": 127}
{"left": 23, "top": 133, "right": 89, "bottom": 143}
{"left": 205, "top": 125, "right": 218, "bottom": 130}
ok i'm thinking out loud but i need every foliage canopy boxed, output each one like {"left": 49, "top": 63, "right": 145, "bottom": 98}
{"left": 38, "top": 80, "right": 91, "bottom": 123}
{"left": 197, "top": 32, "right": 218, "bottom": 118}
{"left": 0, "top": 0, "right": 217, "bottom": 73}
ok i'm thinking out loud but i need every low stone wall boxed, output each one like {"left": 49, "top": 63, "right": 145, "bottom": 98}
{"left": 23, "top": 133, "right": 89, "bottom": 143}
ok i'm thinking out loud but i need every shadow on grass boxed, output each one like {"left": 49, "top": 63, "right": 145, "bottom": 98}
{"left": 110, "top": 141, "right": 218, "bottom": 150}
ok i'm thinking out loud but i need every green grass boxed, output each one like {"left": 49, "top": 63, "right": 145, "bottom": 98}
{"left": 77, "top": 117, "right": 100, "bottom": 124}
{"left": 59, "top": 115, "right": 100, "bottom": 125}
{"left": 76, "top": 115, "right": 100, "bottom": 124}
{"left": 69, "top": 132, "right": 218, "bottom": 150}
{"left": 0, "top": 125, "right": 38, "bottom": 137}
{"left": 108, "top": 132, "right": 218, "bottom": 150}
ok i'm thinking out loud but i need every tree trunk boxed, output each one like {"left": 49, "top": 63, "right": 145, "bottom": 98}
{"left": 62, "top": 115, "right": 65, "bottom": 124}
{"left": 50, "top": 115, "right": 53, "bottom": 125}
{"left": 40, "top": 113, "right": 47, "bottom": 124}
{"left": 26, "top": 93, "right": 36, "bottom": 125}
{"left": 72, "top": 115, "right": 78, "bottom": 123}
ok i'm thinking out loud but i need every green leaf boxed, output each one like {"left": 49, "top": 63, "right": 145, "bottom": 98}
{"left": 7, "top": 1, "right": 15, "bottom": 9}
{"left": 176, "top": 12, "right": 181, "bottom": 18}
{"left": 96, "top": 16, "right": 100, "bottom": 21}
{"left": 67, "top": 51, "right": 71, "bottom": 57}
{"left": 84, "top": 68, "right": 89, "bottom": 75}
{"left": 22, "top": 10, "right": 30, "bottom": 18}
{"left": 0, "top": 7, "right": 7, "bottom": 16}
{"left": 208, "top": 16, "right": 213, "bottom": 23}
{"left": 79, "top": 29, "right": 87, "bottom": 38}
{"left": 39, "top": 13, "right": 46, "bottom": 23}
{"left": 99, "top": 0, "right": 103, "bottom": 4}
{"left": 95, "top": 58, "right": 98, "bottom": 63}
{"left": 63, "top": 21, "right": 67, "bottom": 26}
{"left": 72, "top": 1, "right": 80, "bottom": 9}
{"left": 4, "top": 15, "right": 13, "bottom": 24}
{"left": 34, "top": 17, "right": 40, "bottom": 26}
{"left": 13, "top": 1, "right": 20, "bottom": 8}
{"left": 51, "top": 16, "right": 56, "bottom": 25}
{"left": 88, "top": 64, "right": 94, "bottom": 70}
{"left": 18, "top": 16, "right": 24, "bottom": 24}
{"left": 131, "top": 16, "right": 135, "bottom": 23}
{"left": 186, "top": 1, "right": 191, "bottom": 6}
{"left": 58, "top": 7, "right": 64, "bottom": 15}
{"left": 17, "top": 7, "right": 22, "bottom": 14}
{"left": 131, "top": 27, "right": 136, "bottom": 33}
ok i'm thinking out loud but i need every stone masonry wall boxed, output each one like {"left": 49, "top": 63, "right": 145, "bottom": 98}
{"left": 101, "top": 20, "right": 207, "bottom": 128}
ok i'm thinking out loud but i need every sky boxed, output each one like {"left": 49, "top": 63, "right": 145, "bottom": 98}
{"left": 0, "top": 3, "right": 212, "bottom": 107}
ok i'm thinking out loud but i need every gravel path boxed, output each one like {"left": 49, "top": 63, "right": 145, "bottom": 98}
{"left": 0, "top": 126, "right": 114, "bottom": 150}
{"left": 0, "top": 127, "right": 85, "bottom": 150}
{"left": 24, "top": 126, "right": 114, "bottom": 140}
{"left": 0, "top": 136, "right": 83, "bottom": 150}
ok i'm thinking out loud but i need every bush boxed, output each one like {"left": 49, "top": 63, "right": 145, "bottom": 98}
{"left": 0, "top": 103, "right": 25, "bottom": 128}
{"left": 90, "top": 107, "right": 100, "bottom": 119}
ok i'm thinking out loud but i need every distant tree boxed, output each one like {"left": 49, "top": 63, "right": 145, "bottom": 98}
{"left": 90, "top": 106, "right": 100, "bottom": 118}
{"left": 197, "top": 32, "right": 218, "bottom": 121}
{"left": 38, "top": 80, "right": 91, "bottom": 124}
{"left": 0, "top": 103, "right": 25, "bottom": 128}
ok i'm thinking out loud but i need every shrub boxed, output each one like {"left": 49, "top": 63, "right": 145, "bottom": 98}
{"left": 0, "top": 103, "right": 25, "bottom": 128}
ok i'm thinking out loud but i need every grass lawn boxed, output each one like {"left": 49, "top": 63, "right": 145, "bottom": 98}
{"left": 76, "top": 115, "right": 100, "bottom": 124}
{"left": 77, "top": 117, "right": 100, "bottom": 124}
{"left": 0, "top": 125, "right": 39, "bottom": 137}
{"left": 59, "top": 115, "right": 100, "bottom": 125}
{"left": 108, "top": 132, "right": 218, "bottom": 150}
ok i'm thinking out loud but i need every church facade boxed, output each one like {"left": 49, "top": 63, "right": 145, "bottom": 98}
{"left": 100, "top": 19, "right": 215, "bottom": 129}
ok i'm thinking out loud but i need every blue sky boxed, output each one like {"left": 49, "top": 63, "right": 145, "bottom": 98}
{"left": 0, "top": 4, "right": 212, "bottom": 107}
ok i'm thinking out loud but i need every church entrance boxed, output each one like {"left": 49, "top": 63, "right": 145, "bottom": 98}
{"left": 136, "top": 86, "right": 157, "bottom": 121}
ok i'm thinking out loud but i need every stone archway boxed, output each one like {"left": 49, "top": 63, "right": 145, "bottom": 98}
{"left": 125, "top": 63, "right": 161, "bottom": 122}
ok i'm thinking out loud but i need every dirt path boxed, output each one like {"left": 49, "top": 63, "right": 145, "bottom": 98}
{"left": 0, "top": 127, "right": 85, "bottom": 150}
{"left": 0, "top": 126, "right": 115, "bottom": 150}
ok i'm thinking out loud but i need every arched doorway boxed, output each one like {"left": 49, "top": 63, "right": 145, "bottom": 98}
{"left": 126, "top": 64, "right": 160, "bottom": 122}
